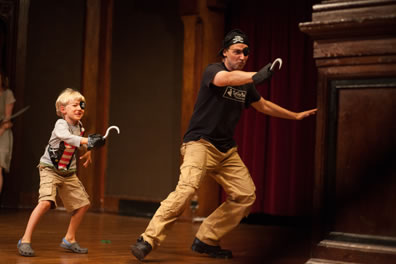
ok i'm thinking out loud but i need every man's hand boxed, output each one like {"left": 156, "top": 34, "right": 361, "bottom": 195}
{"left": 80, "top": 151, "right": 92, "bottom": 167}
{"left": 87, "top": 134, "right": 106, "bottom": 150}
{"left": 295, "top": 108, "right": 317, "bottom": 120}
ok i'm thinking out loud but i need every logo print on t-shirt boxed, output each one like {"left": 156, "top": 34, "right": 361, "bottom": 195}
{"left": 223, "top": 86, "right": 246, "bottom": 103}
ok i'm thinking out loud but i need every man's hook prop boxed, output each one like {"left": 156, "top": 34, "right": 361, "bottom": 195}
{"left": 103, "top": 126, "right": 120, "bottom": 139}
{"left": 270, "top": 58, "right": 282, "bottom": 71}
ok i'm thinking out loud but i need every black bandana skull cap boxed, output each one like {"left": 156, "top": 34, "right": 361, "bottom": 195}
{"left": 218, "top": 29, "right": 250, "bottom": 58}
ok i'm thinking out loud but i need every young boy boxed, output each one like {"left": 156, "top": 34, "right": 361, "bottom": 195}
{"left": 17, "top": 88, "right": 105, "bottom": 257}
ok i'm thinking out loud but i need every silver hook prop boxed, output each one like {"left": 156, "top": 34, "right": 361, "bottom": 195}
{"left": 103, "top": 125, "right": 120, "bottom": 139}
{"left": 270, "top": 58, "right": 282, "bottom": 71}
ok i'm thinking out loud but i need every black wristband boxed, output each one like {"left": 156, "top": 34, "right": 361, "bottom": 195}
{"left": 87, "top": 134, "right": 105, "bottom": 150}
{"left": 252, "top": 63, "right": 273, "bottom": 85}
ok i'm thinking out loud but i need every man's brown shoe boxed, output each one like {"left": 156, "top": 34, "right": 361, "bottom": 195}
{"left": 131, "top": 237, "right": 152, "bottom": 261}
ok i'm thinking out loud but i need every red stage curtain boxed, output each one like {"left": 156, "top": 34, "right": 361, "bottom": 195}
{"left": 224, "top": 0, "right": 318, "bottom": 215}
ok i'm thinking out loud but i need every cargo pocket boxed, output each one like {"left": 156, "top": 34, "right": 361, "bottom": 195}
{"left": 180, "top": 148, "right": 207, "bottom": 189}
{"left": 77, "top": 180, "right": 90, "bottom": 199}
{"left": 38, "top": 176, "right": 54, "bottom": 200}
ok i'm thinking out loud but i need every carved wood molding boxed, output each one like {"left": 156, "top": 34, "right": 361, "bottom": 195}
{"left": 300, "top": 0, "right": 396, "bottom": 60}
{"left": 313, "top": 0, "right": 396, "bottom": 12}
{"left": 300, "top": 0, "right": 396, "bottom": 41}
{"left": 299, "top": 15, "right": 396, "bottom": 40}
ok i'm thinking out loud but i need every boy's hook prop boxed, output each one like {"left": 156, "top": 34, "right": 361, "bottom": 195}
{"left": 103, "top": 126, "right": 120, "bottom": 139}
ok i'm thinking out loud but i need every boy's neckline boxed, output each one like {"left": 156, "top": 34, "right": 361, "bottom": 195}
{"left": 64, "top": 119, "right": 79, "bottom": 127}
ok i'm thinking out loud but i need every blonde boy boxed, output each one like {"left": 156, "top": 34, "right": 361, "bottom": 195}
{"left": 17, "top": 88, "right": 105, "bottom": 257}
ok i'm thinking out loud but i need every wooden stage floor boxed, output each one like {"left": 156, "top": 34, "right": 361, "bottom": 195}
{"left": 0, "top": 209, "right": 311, "bottom": 264}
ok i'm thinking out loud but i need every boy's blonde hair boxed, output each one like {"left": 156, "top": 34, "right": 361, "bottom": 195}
{"left": 55, "top": 88, "right": 86, "bottom": 117}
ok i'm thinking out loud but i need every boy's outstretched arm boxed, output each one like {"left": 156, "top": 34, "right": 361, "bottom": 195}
{"left": 80, "top": 137, "right": 88, "bottom": 145}
{"left": 80, "top": 135, "right": 106, "bottom": 150}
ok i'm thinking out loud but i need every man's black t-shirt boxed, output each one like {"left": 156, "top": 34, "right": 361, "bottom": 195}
{"left": 183, "top": 62, "right": 261, "bottom": 152}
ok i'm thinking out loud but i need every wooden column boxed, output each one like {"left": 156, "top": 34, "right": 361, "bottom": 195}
{"left": 80, "top": 0, "right": 113, "bottom": 211}
{"left": 300, "top": 1, "right": 396, "bottom": 263}
{"left": 179, "top": 0, "right": 225, "bottom": 219}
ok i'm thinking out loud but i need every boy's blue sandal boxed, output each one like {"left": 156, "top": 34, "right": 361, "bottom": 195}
{"left": 17, "top": 239, "right": 35, "bottom": 257}
{"left": 60, "top": 238, "right": 88, "bottom": 254}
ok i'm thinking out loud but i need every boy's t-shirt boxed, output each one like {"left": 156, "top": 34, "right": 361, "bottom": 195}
{"left": 40, "top": 119, "right": 84, "bottom": 171}
{"left": 183, "top": 62, "right": 261, "bottom": 152}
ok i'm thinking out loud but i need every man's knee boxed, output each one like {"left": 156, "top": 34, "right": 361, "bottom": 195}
{"left": 238, "top": 192, "right": 256, "bottom": 217}
{"left": 233, "top": 191, "right": 256, "bottom": 206}
{"left": 247, "top": 192, "right": 256, "bottom": 205}
{"left": 159, "top": 184, "right": 196, "bottom": 214}
{"left": 243, "top": 192, "right": 256, "bottom": 204}
{"left": 175, "top": 183, "right": 196, "bottom": 198}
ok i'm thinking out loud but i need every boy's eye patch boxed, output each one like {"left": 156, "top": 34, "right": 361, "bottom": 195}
{"left": 80, "top": 101, "right": 86, "bottom": 109}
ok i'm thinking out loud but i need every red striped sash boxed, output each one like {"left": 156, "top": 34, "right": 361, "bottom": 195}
{"left": 58, "top": 128, "right": 84, "bottom": 170}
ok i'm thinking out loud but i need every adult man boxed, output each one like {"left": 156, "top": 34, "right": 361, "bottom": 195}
{"left": 131, "top": 29, "right": 317, "bottom": 260}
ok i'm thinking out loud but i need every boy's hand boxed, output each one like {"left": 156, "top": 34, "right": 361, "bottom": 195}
{"left": 87, "top": 134, "right": 106, "bottom": 150}
{"left": 80, "top": 151, "right": 92, "bottom": 167}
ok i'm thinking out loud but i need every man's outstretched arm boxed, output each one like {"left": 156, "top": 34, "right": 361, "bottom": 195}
{"left": 213, "top": 70, "right": 255, "bottom": 87}
{"left": 251, "top": 97, "right": 317, "bottom": 120}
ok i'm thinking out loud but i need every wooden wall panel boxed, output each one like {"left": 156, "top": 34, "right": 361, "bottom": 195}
{"left": 80, "top": 0, "right": 113, "bottom": 211}
{"left": 300, "top": 0, "right": 396, "bottom": 263}
{"left": 104, "top": 0, "right": 183, "bottom": 214}
{"left": 332, "top": 81, "right": 396, "bottom": 236}
{"left": 179, "top": 0, "right": 224, "bottom": 220}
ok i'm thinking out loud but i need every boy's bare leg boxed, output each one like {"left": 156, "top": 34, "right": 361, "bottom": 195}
{"left": 21, "top": 201, "right": 52, "bottom": 242}
{"left": 64, "top": 204, "right": 89, "bottom": 242}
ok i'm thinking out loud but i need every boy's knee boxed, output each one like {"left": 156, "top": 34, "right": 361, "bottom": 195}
{"left": 71, "top": 204, "right": 90, "bottom": 215}
{"left": 81, "top": 204, "right": 90, "bottom": 211}
{"left": 39, "top": 200, "right": 52, "bottom": 210}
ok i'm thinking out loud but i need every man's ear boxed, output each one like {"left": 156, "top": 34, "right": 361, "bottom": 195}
{"left": 222, "top": 48, "right": 228, "bottom": 58}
